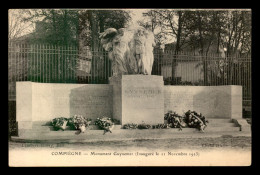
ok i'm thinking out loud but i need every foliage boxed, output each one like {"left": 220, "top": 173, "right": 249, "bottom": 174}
{"left": 139, "top": 10, "right": 251, "bottom": 55}
{"left": 8, "top": 9, "right": 34, "bottom": 41}
{"left": 152, "top": 124, "right": 169, "bottom": 129}
{"left": 94, "top": 117, "right": 115, "bottom": 134}
{"left": 51, "top": 115, "right": 91, "bottom": 132}
{"left": 164, "top": 110, "right": 187, "bottom": 130}
{"left": 137, "top": 122, "right": 152, "bottom": 129}
{"left": 23, "top": 9, "right": 79, "bottom": 45}
{"left": 94, "top": 117, "right": 113, "bottom": 128}
{"left": 123, "top": 123, "right": 168, "bottom": 129}
{"left": 8, "top": 119, "right": 17, "bottom": 139}
{"left": 67, "top": 115, "right": 92, "bottom": 130}
{"left": 51, "top": 117, "right": 69, "bottom": 131}
{"left": 8, "top": 101, "right": 17, "bottom": 138}
{"left": 121, "top": 110, "right": 208, "bottom": 131}
{"left": 21, "top": 9, "right": 131, "bottom": 47}
{"left": 122, "top": 123, "right": 138, "bottom": 129}
{"left": 184, "top": 110, "right": 208, "bottom": 131}
{"left": 78, "top": 10, "right": 131, "bottom": 50}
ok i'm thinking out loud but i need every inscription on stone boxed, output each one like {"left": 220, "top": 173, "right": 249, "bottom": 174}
{"left": 124, "top": 87, "right": 161, "bottom": 98}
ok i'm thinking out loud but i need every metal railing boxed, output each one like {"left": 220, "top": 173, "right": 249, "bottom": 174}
{"left": 152, "top": 49, "right": 251, "bottom": 109}
{"left": 8, "top": 42, "right": 251, "bottom": 111}
{"left": 8, "top": 42, "right": 112, "bottom": 100}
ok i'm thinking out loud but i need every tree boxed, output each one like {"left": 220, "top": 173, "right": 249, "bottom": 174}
{"left": 8, "top": 9, "right": 34, "bottom": 41}
{"left": 137, "top": 10, "right": 166, "bottom": 46}
{"left": 78, "top": 10, "right": 131, "bottom": 83}
{"left": 222, "top": 10, "right": 251, "bottom": 56}
{"left": 140, "top": 9, "right": 251, "bottom": 85}
{"left": 22, "top": 9, "right": 80, "bottom": 45}
{"left": 139, "top": 10, "right": 199, "bottom": 81}
{"left": 79, "top": 10, "right": 131, "bottom": 50}
{"left": 138, "top": 10, "right": 199, "bottom": 54}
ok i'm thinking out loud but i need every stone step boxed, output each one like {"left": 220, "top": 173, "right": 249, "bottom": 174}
{"left": 241, "top": 126, "right": 251, "bottom": 132}
{"left": 31, "top": 124, "right": 238, "bottom": 132}
{"left": 18, "top": 126, "right": 240, "bottom": 138}
{"left": 32, "top": 126, "right": 54, "bottom": 131}
{"left": 14, "top": 127, "right": 245, "bottom": 143}
{"left": 31, "top": 125, "right": 122, "bottom": 131}
{"left": 204, "top": 126, "right": 240, "bottom": 132}
{"left": 16, "top": 128, "right": 203, "bottom": 138}
{"left": 207, "top": 122, "right": 236, "bottom": 127}
{"left": 32, "top": 121, "right": 52, "bottom": 127}
{"left": 31, "top": 119, "right": 234, "bottom": 128}
{"left": 207, "top": 119, "right": 232, "bottom": 123}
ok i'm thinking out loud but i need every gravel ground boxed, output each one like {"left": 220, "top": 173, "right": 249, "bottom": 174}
{"left": 9, "top": 135, "right": 251, "bottom": 152}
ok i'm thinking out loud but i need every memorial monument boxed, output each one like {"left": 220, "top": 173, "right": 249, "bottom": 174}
{"left": 99, "top": 26, "right": 156, "bottom": 76}
{"left": 99, "top": 27, "right": 164, "bottom": 125}
{"left": 15, "top": 26, "right": 246, "bottom": 133}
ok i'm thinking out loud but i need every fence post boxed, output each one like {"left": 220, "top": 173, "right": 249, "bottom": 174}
{"left": 203, "top": 53, "right": 208, "bottom": 86}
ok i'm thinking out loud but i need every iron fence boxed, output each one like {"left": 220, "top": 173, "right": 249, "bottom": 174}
{"left": 8, "top": 42, "right": 112, "bottom": 101}
{"left": 8, "top": 42, "right": 251, "bottom": 111}
{"left": 152, "top": 49, "right": 251, "bottom": 111}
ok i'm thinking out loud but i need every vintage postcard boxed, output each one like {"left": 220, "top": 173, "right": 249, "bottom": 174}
{"left": 8, "top": 8, "right": 252, "bottom": 166}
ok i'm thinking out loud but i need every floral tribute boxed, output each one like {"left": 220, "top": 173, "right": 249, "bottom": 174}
{"left": 183, "top": 110, "right": 208, "bottom": 132}
{"left": 51, "top": 115, "right": 91, "bottom": 133}
{"left": 164, "top": 110, "right": 187, "bottom": 130}
{"left": 94, "top": 117, "right": 115, "bottom": 135}
{"left": 122, "top": 110, "right": 208, "bottom": 132}
{"left": 122, "top": 123, "right": 138, "bottom": 129}
{"left": 67, "top": 115, "right": 92, "bottom": 133}
{"left": 51, "top": 117, "right": 68, "bottom": 131}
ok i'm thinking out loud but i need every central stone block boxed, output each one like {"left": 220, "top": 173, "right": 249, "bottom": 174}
{"left": 109, "top": 75, "right": 164, "bottom": 125}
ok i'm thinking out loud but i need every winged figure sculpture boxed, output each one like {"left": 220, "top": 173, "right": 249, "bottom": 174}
{"left": 99, "top": 26, "right": 156, "bottom": 76}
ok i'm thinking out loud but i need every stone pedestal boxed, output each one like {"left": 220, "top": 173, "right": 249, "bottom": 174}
{"left": 164, "top": 85, "right": 242, "bottom": 118}
{"left": 109, "top": 75, "right": 164, "bottom": 125}
{"left": 16, "top": 82, "right": 113, "bottom": 130}
{"left": 16, "top": 80, "right": 243, "bottom": 132}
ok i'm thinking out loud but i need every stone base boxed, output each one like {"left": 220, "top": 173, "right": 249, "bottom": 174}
{"left": 109, "top": 75, "right": 164, "bottom": 125}
{"left": 16, "top": 82, "right": 113, "bottom": 131}
{"left": 164, "top": 85, "right": 242, "bottom": 118}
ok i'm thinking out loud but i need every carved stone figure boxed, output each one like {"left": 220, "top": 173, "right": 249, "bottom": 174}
{"left": 99, "top": 26, "right": 156, "bottom": 76}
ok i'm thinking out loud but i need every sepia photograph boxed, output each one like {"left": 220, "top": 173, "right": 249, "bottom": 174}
{"left": 8, "top": 8, "right": 252, "bottom": 166}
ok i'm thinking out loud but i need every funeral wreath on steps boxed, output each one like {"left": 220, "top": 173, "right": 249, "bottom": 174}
{"left": 51, "top": 115, "right": 119, "bottom": 134}
{"left": 164, "top": 110, "right": 208, "bottom": 131}
{"left": 94, "top": 117, "right": 118, "bottom": 135}
{"left": 99, "top": 26, "right": 156, "bottom": 76}
{"left": 184, "top": 110, "right": 209, "bottom": 131}
{"left": 164, "top": 111, "right": 187, "bottom": 131}
{"left": 51, "top": 115, "right": 92, "bottom": 133}
{"left": 122, "top": 110, "right": 208, "bottom": 132}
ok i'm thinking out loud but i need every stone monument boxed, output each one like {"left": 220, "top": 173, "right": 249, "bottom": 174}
{"left": 15, "top": 27, "right": 245, "bottom": 134}
{"left": 100, "top": 26, "right": 164, "bottom": 125}
{"left": 99, "top": 26, "right": 156, "bottom": 76}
